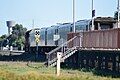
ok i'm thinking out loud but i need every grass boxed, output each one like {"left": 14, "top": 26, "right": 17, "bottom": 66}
{"left": 0, "top": 61, "right": 120, "bottom": 80}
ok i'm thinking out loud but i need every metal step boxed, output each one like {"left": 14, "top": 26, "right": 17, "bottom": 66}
{"left": 49, "top": 48, "right": 77, "bottom": 67}
{"left": 62, "top": 49, "right": 77, "bottom": 60}
{"left": 46, "top": 36, "right": 80, "bottom": 67}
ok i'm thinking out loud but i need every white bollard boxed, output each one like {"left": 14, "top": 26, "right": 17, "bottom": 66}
{"left": 10, "top": 46, "right": 13, "bottom": 51}
{"left": 57, "top": 52, "right": 62, "bottom": 76}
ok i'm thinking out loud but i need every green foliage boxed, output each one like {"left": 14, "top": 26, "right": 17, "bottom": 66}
{"left": 0, "top": 62, "right": 120, "bottom": 80}
{"left": 12, "top": 24, "right": 27, "bottom": 36}
{"left": 0, "top": 24, "right": 27, "bottom": 48}
{"left": 0, "top": 34, "right": 8, "bottom": 47}
{"left": 8, "top": 24, "right": 27, "bottom": 49}
{"left": 0, "top": 34, "right": 7, "bottom": 41}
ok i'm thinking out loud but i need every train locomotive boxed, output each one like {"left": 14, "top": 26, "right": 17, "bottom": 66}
{"left": 25, "top": 20, "right": 90, "bottom": 53}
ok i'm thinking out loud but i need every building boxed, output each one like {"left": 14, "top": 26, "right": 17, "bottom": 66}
{"left": 91, "top": 17, "right": 117, "bottom": 30}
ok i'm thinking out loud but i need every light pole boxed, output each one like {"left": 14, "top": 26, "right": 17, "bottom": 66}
{"left": 73, "top": 0, "right": 75, "bottom": 32}
{"left": 118, "top": 0, "right": 120, "bottom": 28}
{"left": 91, "top": 0, "right": 94, "bottom": 30}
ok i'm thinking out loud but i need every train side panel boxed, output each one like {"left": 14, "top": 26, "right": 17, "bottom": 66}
{"left": 47, "top": 27, "right": 55, "bottom": 46}
{"left": 58, "top": 23, "right": 71, "bottom": 46}
{"left": 75, "top": 20, "right": 90, "bottom": 32}
{"left": 39, "top": 28, "right": 46, "bottom": 46}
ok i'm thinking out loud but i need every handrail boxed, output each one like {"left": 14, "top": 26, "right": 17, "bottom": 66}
{"left": 47, "top": 35, "right": 79, "bottom": 66}
{"left": 47, "top": 36, "right": 78, "bottom": 55}
{"left": 48, "top": 47, "right": 78, "bottom": 67}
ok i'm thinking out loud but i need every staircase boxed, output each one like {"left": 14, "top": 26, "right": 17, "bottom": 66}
{"left": 46, "top": 36, "right": 81, "bottom": 67}
{"left": 49, "top": 47, "right": 78, "bottom": 67}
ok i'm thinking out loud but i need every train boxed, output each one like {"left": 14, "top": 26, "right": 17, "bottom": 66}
{"left": 25, "top": 19, "right": 91, "bottom": 53}
{"left": 25, "top": 17, "right": 117, "bottom": 53}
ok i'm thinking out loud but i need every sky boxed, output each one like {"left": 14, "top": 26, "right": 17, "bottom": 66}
{"left": 0, "top": 0, "right": 117, "bottom": 36}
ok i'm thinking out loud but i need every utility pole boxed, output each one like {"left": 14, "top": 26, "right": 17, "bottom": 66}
{"left": 32, "top": 19, "right": 35, "bottom": 29}
{"left": 73, "top": 0, "right": 76, "bottom": 32}
{"left": 118, "top": 0, "right": 120, "bottom": 28}
{"left": 91, "top": 0, "right": 95, "bottom": 30}
{"left": 35, "top": 30, "right": 40, "bottom": 61}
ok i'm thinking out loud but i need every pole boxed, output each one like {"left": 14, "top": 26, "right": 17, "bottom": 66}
{"left": 73, "top": 0, "right": 75, "bottom": 32}
{"left": 36, "top": 42, "right": 38, "bottom": 61}
{"left": 91, "top": 0, "right": 94, "bottom": 30}
{"left": 118, "top": 0, "right": 120, "bottom": 28}
{"left": 32, "top": 19, "right": 34, "bottom": 29}
{"left": 57, "top": 52, "right": 61, "bottom": 76}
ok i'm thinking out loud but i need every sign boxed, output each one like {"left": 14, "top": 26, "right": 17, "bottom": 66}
{"left": 34, "top": 30, "right": 40, "bottom": 44}
{"left": 92, "top": 10, "right": 95, "bottom": 17}
{"left": 35, "top": 35, "right": 40, "bottom": 44}
{"left": 53, "top": 35, "right": 60, "bottom": 41}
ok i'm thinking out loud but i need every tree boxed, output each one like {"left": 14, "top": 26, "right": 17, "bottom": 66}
{"left": 0, "top": 24, "right": 27, "bottom": 50}
{"left": 0, "top": 34, "right": 7, "bottom": 40}
{"left": 12, "top": 24, "right": 27, "bottom": 37}
{"left": 8, "top": 24, "right": 27, "bottom": 50}
{"left": 0, "top": 34, "right": 8, "bottom": 47}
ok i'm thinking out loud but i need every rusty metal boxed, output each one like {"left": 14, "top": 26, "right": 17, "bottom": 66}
{"left": 67, "top": 28, "right": 120, "bottom": 49}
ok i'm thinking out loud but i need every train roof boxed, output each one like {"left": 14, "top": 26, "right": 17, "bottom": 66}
{"left": 76, "top": 19, "right": 90, "bottom": 22}
{"left": 75, "top": 19, "right": 90, "bottom": 25}
{"left": 94, "top": 17, "right": 116, "bottom": 23}
{"left": 26, "top": 19, "right": 91, "bottom": 33}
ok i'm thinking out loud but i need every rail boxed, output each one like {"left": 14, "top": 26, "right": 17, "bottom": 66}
{"left": 47, "top": 35, "right": 81, "bottom": 66}
{"left": 48, "top": 36, "right": 77, "bottom": 55}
